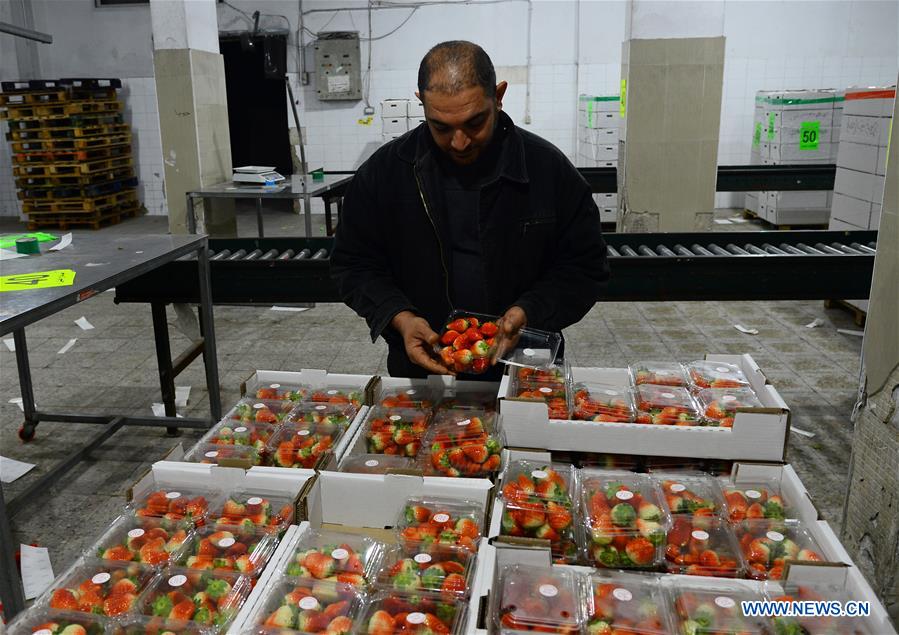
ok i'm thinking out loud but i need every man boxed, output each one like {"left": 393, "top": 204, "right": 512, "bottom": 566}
{"left": 331, "top": 41, "right": 609, "bottom": 378}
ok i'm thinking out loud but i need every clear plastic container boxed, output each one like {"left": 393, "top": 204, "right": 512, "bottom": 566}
{"left": 116, "top": 614, "right": 210, "bottom": 635}
{"left": 629, "top": 361, "right": 688, "bottom": 387}
{"left": 432, "top": 408, "right": 497, "bottom": 431}
{"left": 304, "top": 385, "right": 365, "bottom": 410}
{"left": 435, "top": 311, "right": 503, "bottom": 375}
{"left": 88, "top": 515, "right": 191, "bottom": 567}
{"left": 494, "top": 564, "right": 582, "bottom": 634}
{"left": 420, "top": 415, "right": 503, "bottom": 478}
{"left": 733, "top": 519, "right": 826, "bottom": 580}
{"left": 395, "top": 498, "right": 483, "bottom": 553}
{"left": 362, "top": 407, "right": 431, "bottom": 458}
{"left": 184, "top": 443, "right": 263, "bottom": 468}
{"left": 289, "top": 403, "right": 356, "bottom": 430}
{"left": 664, "top": 516, "right": 745, "bottom": 578}
{"left": 266, "top": 422, "right": 345, "bottom": 469}
{"left": 500, "top": 461, "right": 575, "bottom": 506}
{"left": 571, "top": 383, "right": 636, "bottom": 423}
{"left": 509, "top": 378, "right": 569, "bottom": 419}
{"left": 721, "top": 478, "right": 792, "bottom": 522}
{"left": 586, "top": 572, "right": 674, "bottom": 634}
{"left": 338, "top": 454, "right": 417, "bottom": 474}
{"left": 374, "top": 545, "right": 475, "bottom": 600}
{"left": 128, "top": 487, "right": 222, "bottom": 528}
{"left": 695, "top": 387, "right": 764, "bottom": 428}
{"left": 45, "top": 559, "right": 157, "bottom": 617}
{"left": 436, "top": 388, "right": 498, "bottom": 412}
{"left": 246, "top": 381, "right": 310, "bottom": 402}
{"left": 651, "top": 471, "right": 726, "bottom": 517}
{"left": 283, "top": 529, "right": 386, "bottom": 588}
{"left": 670, "top": 585, "right": 770, "bottom": 634}
{"left": 765, "top": 582, "right": 875, "bottom": 635}
{"left": 514, "top": 364, "right": 567, "bottom": 386}
{"left": 378, "top": 382, "right": 438, "bottom": 409}
{"left": 579, "top": 469, "right": 669, "bottom": 570}
{"left": 201, "top": 420, "right": 277, "bottom": 452}
{"left": 358, "top": 590, "right": 467, "bottom": 634}
{"left": 686, "top": 360, "right": 751, "bottom": 389}
{"left": 174, "top": 525, "right": 279, "bottom": 577}
{"left": 208, "top": 491, "right": 295, "bottom": 533}
{"left": 226, "top": 399, "right": 298, "bottom": 426}
{"left": 138, "top": 567, "right": 251, "bottom": 632}
{"left": 634, "top": 385, "right": 701, "bottom": 425}
{"left": 7, "top": 608, "right": 113, "bottom": 635}
{"left": 251, "top": 578, "right": 364, "bottom": 633}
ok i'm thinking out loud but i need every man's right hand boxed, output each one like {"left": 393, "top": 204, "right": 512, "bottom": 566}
{"left": 391, "top": 311, "right": 454, "bottom": 376}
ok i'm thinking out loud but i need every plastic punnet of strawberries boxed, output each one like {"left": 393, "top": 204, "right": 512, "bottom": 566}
{"left": 664, "top": 516, "right": 745, "bottom": 577}
{"left": 422, "top": 412, "right": 503, "bottom": 478}
{"left": 436, "top": 313, "right": 500, "bottom": 375}
{"left": 284, "top": 530, "right": 385, "bottom": 588}
{"left": 395, "top": 498, "right": 482, "bottom": 553}
{"left": 360, "top": 590, "right": 465, "bottom": 634}
{"left": 494, "top": 564, "right": 581, "bottom": 634}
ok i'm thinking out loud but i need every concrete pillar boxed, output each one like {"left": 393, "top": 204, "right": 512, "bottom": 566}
{"left": 150, "top": 0, "right": 235, "bottom": 235}
{"left": 617, "top": 1, "right": 725, "bottom": 232}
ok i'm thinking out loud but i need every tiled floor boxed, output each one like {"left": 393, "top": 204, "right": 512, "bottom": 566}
{"left": 0, "top": 209, "right": 865, "bottom": 594}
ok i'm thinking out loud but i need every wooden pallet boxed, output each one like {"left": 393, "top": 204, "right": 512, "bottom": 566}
{"left": 0, "top": 89, "right": 69, "bottom": 106}
{"left": 5, "top": 113, "right": 124, "bottom": 132}
{"left": 22, "top": 189, "right": 137, "bottom": 214}
{"left": 25, "top": 201, "right": 142, "bottom": 231}
{"left": 13, "top": 142, "right": 131, "bottom": 165}
{"left": 6, "top": 122, "right": 129, "bottom": 141}
{"left": 824, "top": 299, "right": 867, "bottom": 327}
{"left": 0, "top": 99, "right": 122, "bottom": 120}
{"left": 10, "top": 133, "right": 131, "bottom": 153}
{"left": 14, "top": 155, "right": 132, "bottom": 178}
{"left": 17, "top": 176, "right": 138, "bottom": 201}
{"left": 15, "top": 167, "right": 135, "bottom": 189}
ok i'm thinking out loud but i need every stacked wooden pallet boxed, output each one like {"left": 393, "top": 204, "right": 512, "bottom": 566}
{"left": 1, "top": 78, "right": 141, "bottom": 230}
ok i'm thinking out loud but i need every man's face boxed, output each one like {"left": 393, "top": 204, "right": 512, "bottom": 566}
{"left": 419, "top": 81, "right": 508, "bottom": 166}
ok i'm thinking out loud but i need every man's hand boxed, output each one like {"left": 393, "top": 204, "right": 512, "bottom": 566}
{"left": 391, "top": 311, "right": 454, "bottom": 375}
{"left": 493, "top": 306, "right": 528, "bottom": 362}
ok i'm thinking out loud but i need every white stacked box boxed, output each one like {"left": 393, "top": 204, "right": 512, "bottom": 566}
{"left": 752, "top": 89, "right": 841, "bottom": 225}
{"left": 576, "top": 94, "right": 620, "bottom": 223}
{"left": 381, "top": 98, "right": 417, "bottom": 142}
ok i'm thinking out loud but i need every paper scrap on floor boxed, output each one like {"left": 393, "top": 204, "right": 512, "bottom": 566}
{"left": 714, "top": 218, "right": 732, "bottom": 224}
{"left": 21, "top": 544, "right": 55, "bottom": 600}
{"left": 734, "top": 324, "right": 759, "bottom": 335}
{"left": 57, "top": 338, "right": 77, "bottom": 354}
{"left": 48, "top": 232, "right": 73, "bottom": 251}
{"left": 805, "top": 318, "right": 824, "bottom": 329}
{"left": 271, "top": 306, "right": 309, "bottom": 312}
{"left": 175, "top": 386, "right": 191, "bottom": 408}
{"left": 790, "top": 426, "right": 816, "bottom": 438}
{"left": 152, "top": 403, "right": 183, "bottom": 418}
{"left": 75, "top": 316, "right": 95, "bottom": 330}
{"left": 8, "top": 397, "right": 35, "bottom": 412}
{"left": 3, "top": 337, "right": 14, "bottom": 352}
{"left": 0, "top": 455, "right": 35, "bottom": 483}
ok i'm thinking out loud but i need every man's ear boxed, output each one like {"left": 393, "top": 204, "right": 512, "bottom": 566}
{"left": 495, "top": 81, "right": 508, "bottom": 110}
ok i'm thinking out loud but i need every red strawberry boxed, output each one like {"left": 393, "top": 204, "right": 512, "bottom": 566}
{"left": 368, "top": 610, "right": 395, "bottom": 635}
{"left": 439, "top": 346, "right": 455, "bottom": 367}
{"left": 446, "top": 318, "right": 469, "bottom": 333}
{"left": 169, "top": 599, "right": 196, "bottom": 621}
{"left": 479, "top": 321, "right": 498, "bottom": 336}
{"left": 471, "top": 358, "right": 490, "bottom": 374}
{"left": 441, "top": 573, "right": 467, "bottom": 597}
{"left": 440, "top": 329, "right": 460, "bottom": 345}
{"left": 452, "top": 334, "right": 468, "bottom": 351}
{"left": 462, "top": 444, "right": 488, "bottom": 463}
{"left": 626, "top": 537, "right": 656, "bottom": 565}
{"left": 103, "top": 593, "right": 136, "bottom": 616}
{"left": 453, "top": 349, "right": 473, "bottom": 366}
{"left": 464, "top": 327, "right": 483, "bottom": 342}
{"left": 50, "top": 589, "right": 79, "bottom": 610}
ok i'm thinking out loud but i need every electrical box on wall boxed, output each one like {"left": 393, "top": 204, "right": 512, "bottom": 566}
{"left": 314, "top": 32, "right": 362, "bottom": 101}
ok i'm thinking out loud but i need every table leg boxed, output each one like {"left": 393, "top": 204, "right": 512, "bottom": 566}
{"left": 0, "top": 485, "right": 26, "bottom": 620}
{"left": 197, "top": 243, "right": 222, "bottom": 421}
{"left": 186, "top": 194, "right": 196, "bottom": 234}
{"left": 151, "top": 302, "right": 179, "bottom": 436}
{"left": 256, "top": 197, "right": 264, "bottom": 238}
{"left": 303, "top": 193, "right": 313, "bottom": 238}
{"left": 324, "top": 197, "right": 333, "bottom": 236}
{"left": 13, "top": 329, "right": 37, "bottom": 441}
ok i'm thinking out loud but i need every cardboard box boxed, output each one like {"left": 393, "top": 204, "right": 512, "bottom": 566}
{"left": 239, "top": 370, "right": 377, "bottom": 405}
{"left": 843, "top": 88, "right": 896, "bottom": 117}
{"left": 766, "top": 190, "right": 829, "bottom": 210}
{"left": 593, "top": 144, "right": 618, "bottom": 161}
{"left": 834, "top": 168, "right": 887, "bottom": 204}
{"left": 407, "top": 99, "right": 425, "bottom": 117}
{"left": 381, "top": 98, "right": 408, "bottom": 117}
{"left": 381, "top": 133, "right": 402, "bottom": 143}
{"left": 830, "top": 191, "right": 872, "bottom": 228}
{"left": 769, "top": 140, "right": 834, "bottom": 163}
{"left": 594, "top": 192, "right": 618, "bottom": 209}
{"left": 837, "top": 141, "right": 881, "bottom": 174}
{"left": 841, "top": 114, "right": 891, "bottom": 147}
{"left": 499, "top": 354, "right": 790, "bottom": 461}
{"left": 744, "top": 192, "right": 758, "bottom": 213}
{"left": 408, "top": 116, "right": 425, "bottom": 126}
{"left": 382, "top": 117, "right": 409, "bottom": 134}
{"left": 829, "top": 216, "right": 866, "bottom": 231}
{"left": 870, "top": 203, "right": 882, "bottom": 229}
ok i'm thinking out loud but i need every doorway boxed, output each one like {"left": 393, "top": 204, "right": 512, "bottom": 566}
{"left": 220, "top": 33, "right": 292, "bottom": 176}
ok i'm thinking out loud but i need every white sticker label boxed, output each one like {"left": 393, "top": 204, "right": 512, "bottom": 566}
{"left": 217, "top": 537, "right": 236, "bottom": 548}
{"left": 389, "top": 415, "right": 402, "bottom": 421}
{"left": 523, "top": 348, "right": 535, "bottom": 357}
{"left": 168, "top": 574, "right": 187, "bottom": 587}
{"left": 91, "top": 572, "right": 111, "bottom": 584}
{"left": 612, "top": 587, "right": 633, "bottom": 602}
{"left": 327, "top": 390, "right": 339, "bottom": 395}
{"left": 270, "top": 383, "right": 280, "bottom": 389}
{"left": 721, "top": 395, "right": 737, "bottom": 402}
{"left": 204, "top": 451, "right": 219, "bottom": 458}
{"left": 603, "top": 389, "right": 618, "bottom": 396}
{"left": 457, "top": 419, "right": 472, "bottom": 426}
{"left": 658, "top": 370, "right": 671, "bottom": 375}
{"left": 766, "top": 531, "right": 785, "bottom": 542}
{"left": 538, "top": 584, "right": 559, "bottom": 598}
{"left": 406, "top": 612, "right": 426, "bottom": 625}
{"left": 364, "top": 460, "right": 379, "bottom": 467}
{"left": 297, "top": 430, "right": 310, "bottom": 436}
{"left": 298, "top": 596, "right": 320, "bottom": 611}
{"left": 670, "top": 483, "right": 687, "bottom": 493}
{"left": 331, "top": 548, "right": 349, "bottom": 560}
{"left": 616, "top": 490, "right": 635, "bottom": 501}
{"left": 127, "top": 528, "right": 145, "bottom": 538}
{"left": 253, "top": 403, "right": 264, "bottom": 409}
{"left": 661, "top": 392, "right": 676, "bottom": 399}
{"left": 34, "top": 630, "right": 53, "bottom": 635}
{"left": 432, "top": 513, "right": 450, "bottom": 523}
{"left": 716, "top": 366, "right": 731, "bottom": 373}
{"left": 531, "top": 470, "right": 548, "bottom": 479}
{"left": 715, "top": 596, "right": 736, "bottom": 609}
{"left": 745, "top": 489, "right": 762, "bottom": 500}
{"left": 315, "top": 405, "right": 327, "bottom": 411}
{"left": 247, "top": 497, "right": 263, "bottom": 505}
{"left": 692, "top": 530, "right": 710, "bottom": 541}
{"left": 165, "top": 491, "right": 181, "bottom": 499}
{"left": 406, "top": 389, "right": 417, "bottom": 395}
{"left": 234, "top": 426, "right": 248, "bottom": 433}
{"left": 414, "top": 553, "right": 432, "bottom": 564}
{"left": 539, "top": 387, "right": 552, "bottom": 394}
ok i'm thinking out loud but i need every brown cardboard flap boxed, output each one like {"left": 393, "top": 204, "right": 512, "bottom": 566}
{"left": 294, "top": 473, "right": 318, "bottom": 522}
{"left": 319, "top": 523, "right": 398, "bottom": 542}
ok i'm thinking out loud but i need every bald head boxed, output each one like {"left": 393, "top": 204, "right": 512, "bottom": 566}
{"left": 417, "top": 41, "right": 496, "bottom": 100}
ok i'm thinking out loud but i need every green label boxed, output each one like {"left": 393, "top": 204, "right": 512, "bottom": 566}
{"left": 587, "top": 99, "right": 594, "bottom": 127}
{"left": 620, "top": 80, "right": 627, "bottom": 118}
{"left": 753, "top": 122, "right": 762, "bottom": 147}
{"left": 767, "top": 113, "right": 776, "bottom": 140}
{"left": 0, "top": 232, "right": 56, "bottom": 249}
{"left": 799, "top": 121, "right": 820, "bottom": 150}
{"left": 0, "top": 268, "right": 76, "bottom": 292}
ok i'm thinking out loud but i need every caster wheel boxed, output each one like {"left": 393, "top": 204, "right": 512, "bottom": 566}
{"left": 18, "top": 425, "right": 35, "bottom": 442}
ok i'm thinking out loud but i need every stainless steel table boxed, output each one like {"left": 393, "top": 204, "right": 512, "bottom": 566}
{"left": 186, "top": 174, "right": 353, "bottom": 238}
{"left": 0, "top": 233, "right": 222, "bottom": 619}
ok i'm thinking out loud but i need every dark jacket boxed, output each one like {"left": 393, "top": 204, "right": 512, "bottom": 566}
{"left": 331, "top": 111, "right": 609, "bottom": 377}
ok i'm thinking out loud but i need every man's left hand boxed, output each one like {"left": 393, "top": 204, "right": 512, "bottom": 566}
{"left": 493, "top": 305, "right": 527, "bottom": 362}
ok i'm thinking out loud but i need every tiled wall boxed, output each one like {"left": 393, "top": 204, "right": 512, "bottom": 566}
{"left": 0, "top": 120, "right": 18, "bottom": 217}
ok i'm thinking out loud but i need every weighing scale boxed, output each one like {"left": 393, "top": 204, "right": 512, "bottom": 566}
{"left": 232, "top": 166, "right": 285, "bottom": 185}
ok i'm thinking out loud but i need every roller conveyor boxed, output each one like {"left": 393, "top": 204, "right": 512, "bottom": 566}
{"left": 114, "top": 230, "right": 877, "bottom": 305}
